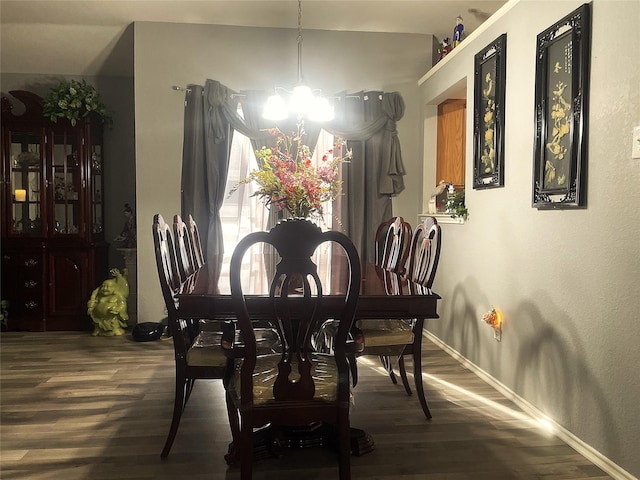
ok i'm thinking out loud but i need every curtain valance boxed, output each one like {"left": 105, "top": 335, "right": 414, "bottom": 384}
{"left": 181, "top": 79, "right": 407, "bottom": 264}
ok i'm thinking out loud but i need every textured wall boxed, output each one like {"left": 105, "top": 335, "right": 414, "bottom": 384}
{"left": 418, "top": 0, "right": 640, "bottom": 476}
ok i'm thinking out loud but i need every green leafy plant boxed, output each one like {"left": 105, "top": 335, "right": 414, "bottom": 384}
{"left": 43, "top": 79, "right": 111, "bottom": 127}
{"left": 446, "top": 191, "right": 468, "bottom": 219}
{"left": 0, "top": 300, "right": 9, "bottom": 329}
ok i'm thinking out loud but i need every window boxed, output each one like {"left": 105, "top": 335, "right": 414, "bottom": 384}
{"left": 218, "top": 122, "right": 337, "bottom": 294}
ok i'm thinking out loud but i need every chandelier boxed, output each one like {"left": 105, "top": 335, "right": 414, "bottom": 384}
{"left": 262, "top": 0, "right": 334, "bottom": 122}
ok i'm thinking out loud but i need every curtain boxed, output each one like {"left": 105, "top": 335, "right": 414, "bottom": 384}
{"left": 181, "top": 81, "right": 267, "bottom": 279}
{"left": 181, "top": 80, "right": 406, "bottom": 275}
{"left": 326, "top": 91, "right": 406, "bottom": 263}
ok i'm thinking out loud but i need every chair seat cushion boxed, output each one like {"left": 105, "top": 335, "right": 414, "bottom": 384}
{"left": 231, "top": 353, "right": 342, "bottom": 405}
{"left": 186, "top": 331, "right": 228, "bottom": 367}
{"left": 357, "top": 319, "right": 414, "bottom": 347}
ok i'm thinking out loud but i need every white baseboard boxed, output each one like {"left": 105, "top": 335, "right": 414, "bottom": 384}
{"left": 424, "top": 331, "right": 637, "bottom": 480}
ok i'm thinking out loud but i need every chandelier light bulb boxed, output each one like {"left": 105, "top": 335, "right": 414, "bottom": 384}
{"left": 262, "top": 94, "right": 288, "bottom": 121}
{"left": 309, "top": 96, "right": 335, "bottom": 122}
{"left": 289, "top": 85, "right": 315, "bottom": 114}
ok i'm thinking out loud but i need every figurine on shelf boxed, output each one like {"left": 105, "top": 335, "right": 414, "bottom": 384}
{"left": 453, "top": 16, "right": 464, "bottom": 47}
{"left": 438, "top": 38, "right": 453, "bottom": 61}
{"left": 87, "top": 268, "right": 129, "bottom": 336}
{"left": 113, "top": 203, "right": 136, "bottom": 248}
{"left": 431, "top": 180, "right": 449, "bottom": 212}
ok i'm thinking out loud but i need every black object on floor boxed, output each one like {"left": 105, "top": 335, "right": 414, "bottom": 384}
{"left": 132, "top": 322, "right": 164, "bottom": 342}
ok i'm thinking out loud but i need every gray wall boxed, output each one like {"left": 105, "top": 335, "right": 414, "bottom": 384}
{"left": 133, "top": 22, "right": 433, "bottom": 324}
{"left": 418, "top": 0, "right": 640, "bottom": 477}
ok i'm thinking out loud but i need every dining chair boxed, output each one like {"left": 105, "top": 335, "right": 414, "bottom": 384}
{"left": 173, "top": 214, "right": 197, "bottom": 282}
{"left": 152, "top": 213, "right": 230, "bottom": 458}
{"left": 186, "top": 213, "right": 205, "bottom": 269}
{"left": 374, "top": 215, "right": 413, "bottom": 275}
{"left": 390, "top": 216, "right": 442, "bottom": 419}
{"left": 225, "top": 218, "right": 361, "bottom": 480}
{"left": 357, "top": 216, "right": 413, "bottom": 384}
{"left": 398, "top": 217, "right": 442, "bottom": 418}
{"left": 407, "top": 216, "right": 441, "bottom": 290}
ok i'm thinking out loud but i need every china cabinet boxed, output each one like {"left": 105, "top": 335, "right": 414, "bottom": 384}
{"left": 1, "top": 90, "right": 108, "bottom": 331}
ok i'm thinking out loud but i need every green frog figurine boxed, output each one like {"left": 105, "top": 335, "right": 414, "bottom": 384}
{"left": 88, "top": 268, "right": 129, "bottom": 336}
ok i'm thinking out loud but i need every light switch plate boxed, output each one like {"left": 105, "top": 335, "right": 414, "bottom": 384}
{"left": 632, "top": 126, "right": 640, "bottom": 159}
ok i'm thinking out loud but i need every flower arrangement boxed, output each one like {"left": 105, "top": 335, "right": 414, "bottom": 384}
{"left": 232, "top": 121, "right": 351, "bottom": 220}
{"left": 544, "top": 79, "right": 570, "bottom": 187}
{"left": 480, "top": 72, "right": 495, "bottom": 174}
{"left": 43, "top": 79, "right": 111, "bottom": 127}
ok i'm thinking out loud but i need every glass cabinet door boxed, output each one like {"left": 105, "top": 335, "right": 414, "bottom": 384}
{"left": 91, "top": 143, "right": 103, "bottom": 235}
{"left": 51, "top": 131, "right": 82, "bottom": 236}
{"left": 9, "top": 130, "right": 44, "bottom": 236}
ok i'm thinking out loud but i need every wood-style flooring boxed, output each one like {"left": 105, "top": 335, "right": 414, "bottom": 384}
{"left": 1, "top": 332, "right": 613, "bottom": 480}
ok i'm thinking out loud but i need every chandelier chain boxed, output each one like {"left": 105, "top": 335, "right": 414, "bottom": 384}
{"left": 297, "top": 0, "right": 304, "bottom": 84}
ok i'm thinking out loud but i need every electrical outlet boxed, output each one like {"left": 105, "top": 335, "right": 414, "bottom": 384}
{"left": 632, "top": 126, "right": 640, "bottom": 159}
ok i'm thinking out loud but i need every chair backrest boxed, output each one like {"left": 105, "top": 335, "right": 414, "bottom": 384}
{"left": 229, "top": 218, "right": 361, "bottom": 406}
{"left": 152, "top": 213, "right": 196, "bottom": 352}
{"left": 375, "top": 216, "right": 412, "bottom": 275}
{"left": 152, "top": 214, "right": 181, "bottom": 317}
{"left": 407, "top": 216, "right": 442, "bottom": 289}
{"left": 186, "top": 214, "right": 205, "bottom": 269}
{"left": 173, "top": 214, "right": 197, "bottom": 282}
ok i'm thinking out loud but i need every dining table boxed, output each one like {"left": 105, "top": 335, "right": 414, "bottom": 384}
{"left": 175, "top": 259, "right": 441, "bottom": 458}
{"left": 177, "top": 261, "right": 441, "bottom": 322}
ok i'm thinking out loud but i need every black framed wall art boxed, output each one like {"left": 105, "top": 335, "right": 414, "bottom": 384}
{"left": 532, "top": 3, "right": 591, "bottom": 209}
{"left": 473, "top": 33, "right": 507, "bottom": 190}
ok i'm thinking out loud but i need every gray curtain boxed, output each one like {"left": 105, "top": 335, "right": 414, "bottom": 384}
{"left": 181, "top": 80, "right": 261, "bottom": 284}
{"left": 326, "top": 91, "right": 406, "bottom": 263}
{"left": 181, "top": 80, "right": 405, "bottom": 269}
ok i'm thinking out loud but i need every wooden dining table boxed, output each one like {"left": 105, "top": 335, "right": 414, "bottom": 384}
{"left": 177, "top": 261, "right": 441, "bottom": 322}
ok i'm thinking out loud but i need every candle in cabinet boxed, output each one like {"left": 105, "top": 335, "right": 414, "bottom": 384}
{"left": 14, "top": 189, "right": 27, "bottom": 202}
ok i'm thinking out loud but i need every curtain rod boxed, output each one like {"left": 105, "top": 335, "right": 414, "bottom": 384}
{"left": 171, "top": 86, "right": 380, "bottom": 100}
{"left": 171, "top": 85, "right": 245, "bottom": 98}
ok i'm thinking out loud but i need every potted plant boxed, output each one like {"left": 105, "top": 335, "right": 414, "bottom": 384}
{"left": 0, "top": 299, "right": 9, "bottom": 331}
{"left": 446, "top": 190, "right": 468, "bottom": 220}
{"left": 43, "top": 79, "right": 111, "bottom": 127}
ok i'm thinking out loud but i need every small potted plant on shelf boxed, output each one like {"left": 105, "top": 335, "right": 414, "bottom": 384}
{"left": 446, "top": 188, "right": 468, "bottom": 220}
{"left": 43, "top": 79, "right": 112, "bottom": 127}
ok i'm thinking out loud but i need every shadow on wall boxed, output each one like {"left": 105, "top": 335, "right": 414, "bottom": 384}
{"left": 443, "top": 278, "right": 483, "bottom": 359}
{"left": 513, "top": 298, "right": 618, "bottom": 460}
{"left": 435, "top": 280, "right": 618, "bottom": 462}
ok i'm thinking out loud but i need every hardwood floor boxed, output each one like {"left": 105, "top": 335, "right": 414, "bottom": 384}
{"left": 1, "top": 332, "right": 612, "bottom": 480}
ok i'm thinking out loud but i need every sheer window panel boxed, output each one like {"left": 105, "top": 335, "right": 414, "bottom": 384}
{"left": 220, "top": 125, "right": 338, "bottom": 295}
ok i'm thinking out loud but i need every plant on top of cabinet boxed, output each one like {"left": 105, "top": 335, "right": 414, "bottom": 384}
{"left": 43, "top": 79, "right": 111, "bottom": 127}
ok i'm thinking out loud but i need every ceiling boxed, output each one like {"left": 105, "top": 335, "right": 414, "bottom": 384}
{"left": 0, "top": 0, "right": 507, "bottom": 76}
